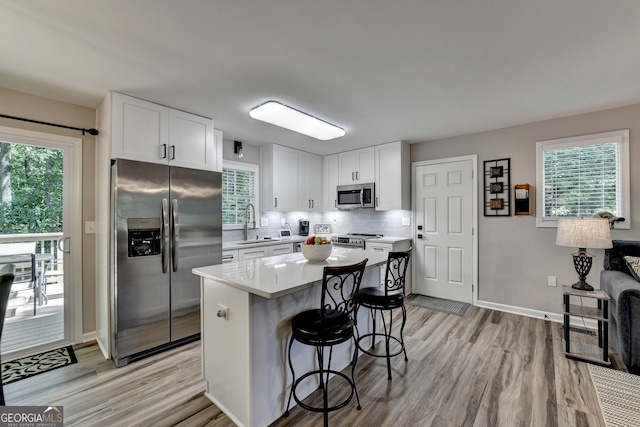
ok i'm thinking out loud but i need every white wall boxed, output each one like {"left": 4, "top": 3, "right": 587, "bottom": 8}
{"left": 411, "top": 102, "right": 640, "bottom": 314}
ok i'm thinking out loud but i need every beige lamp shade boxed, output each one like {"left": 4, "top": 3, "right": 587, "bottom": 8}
{"left": 555, "top": 218, "right": 613, "bottom": 249}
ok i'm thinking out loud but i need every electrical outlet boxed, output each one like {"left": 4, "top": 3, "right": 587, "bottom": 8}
{"left": 548, "top": 276, "right": 557, "bottom": 287}
{"left": 281, "top": 218, "right": 286, "bottom": 226}
{"left": 261, "top": 218, "right": 269, "bottom": 226}
{"left": 402, "top": 217, "right": 411, "bottom": 226}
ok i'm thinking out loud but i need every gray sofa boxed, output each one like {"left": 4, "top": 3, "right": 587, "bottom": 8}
{"left": 600, "top": 239, "right": 640, "bottom": 374}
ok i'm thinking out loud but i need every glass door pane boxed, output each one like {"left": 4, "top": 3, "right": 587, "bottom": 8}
{"left": 0, "top": 140, "right": 67, "bottom": 357}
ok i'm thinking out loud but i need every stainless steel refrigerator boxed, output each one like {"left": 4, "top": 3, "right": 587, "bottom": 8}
{"left": 111, "top": 158, "right": 222, "bottom": 367}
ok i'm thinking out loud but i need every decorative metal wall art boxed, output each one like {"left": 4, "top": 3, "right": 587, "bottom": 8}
{"left": 484, "top": 158, "right": 511, "bottom": 216}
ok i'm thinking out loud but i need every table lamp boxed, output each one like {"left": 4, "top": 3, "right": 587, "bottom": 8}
{"left": 556, "top": 218, "right": 612, "bottom": 291}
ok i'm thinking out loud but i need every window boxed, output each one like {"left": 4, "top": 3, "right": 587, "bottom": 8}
{"left": 536, "top": 129, "right": 629, "bottom": 228}
{"left": 222, "top": 160, "right": 259, "bottom": 229}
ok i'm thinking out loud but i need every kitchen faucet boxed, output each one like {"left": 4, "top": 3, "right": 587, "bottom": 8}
{"left": 244, "top": 203, "right": 256, "bottom": 240}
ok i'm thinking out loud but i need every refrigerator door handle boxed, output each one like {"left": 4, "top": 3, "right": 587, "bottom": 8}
{"left": 162, "top": 198, "right": 169, "bottom": 273}
{"left": 172, "top": 198, "right": 179, "bottom": 272}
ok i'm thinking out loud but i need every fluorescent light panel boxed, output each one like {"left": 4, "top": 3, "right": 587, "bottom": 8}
{"left": 249, "top": 101, "right": 345, "bottom": 141}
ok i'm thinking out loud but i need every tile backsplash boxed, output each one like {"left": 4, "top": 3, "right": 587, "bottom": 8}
{"left": 223, "top": 209, "right": 413, "bottom": 242}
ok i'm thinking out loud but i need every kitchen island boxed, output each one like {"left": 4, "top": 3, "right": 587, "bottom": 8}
{"left": 193, "top": 248, "right": 388, "bottom": 427}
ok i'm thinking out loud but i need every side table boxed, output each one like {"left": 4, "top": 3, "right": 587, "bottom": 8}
{"left": 562, "top": 285, "right": 610, "bottom": 365}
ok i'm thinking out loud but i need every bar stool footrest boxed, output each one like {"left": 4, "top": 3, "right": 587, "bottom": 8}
{"left": 291, "top": 369, "right": 357, "bottom": 413}
{"left": 356, "top": 333, "right": 405, "bottom": 358}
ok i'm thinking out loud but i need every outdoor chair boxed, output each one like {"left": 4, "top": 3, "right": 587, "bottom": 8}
{"left": 0, "top": 242, "right": 41, "bottom": 315}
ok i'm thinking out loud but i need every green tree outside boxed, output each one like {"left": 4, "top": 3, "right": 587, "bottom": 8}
{"left": 0, "top": 141, "right": 63, "bottom": 234}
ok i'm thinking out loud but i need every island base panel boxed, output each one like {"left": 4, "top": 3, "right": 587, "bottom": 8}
{"left": 202, "top": 279, "right": 251, "bottom": 426}
{"left": 202, "top": 266, "right": 381, "bottom": 427}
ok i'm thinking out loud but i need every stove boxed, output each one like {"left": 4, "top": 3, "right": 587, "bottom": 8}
{"left": 331, "top": 233, "right": 382, "bottom": 248}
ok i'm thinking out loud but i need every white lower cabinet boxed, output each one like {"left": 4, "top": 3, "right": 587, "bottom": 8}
{"left": 237, "top": 243, "right": 293, "bottom": 261}
{"left": 365, "top": 239, "right": 413, "bottom": 293}
{"left": 270, "top": 243, "right": 294, "bottom": 256}
{"left": 238, "top": 247, "right": 268, "bottom": 261}
{"left": 365, "top": 242, "right": 394, "bottom": 253}
{"left": 222, "top": 250, "right": 239, "bottom": 263}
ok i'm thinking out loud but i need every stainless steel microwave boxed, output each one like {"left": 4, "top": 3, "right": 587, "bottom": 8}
{"left": 336, "top": 183, "right": 375, "bottom": 209}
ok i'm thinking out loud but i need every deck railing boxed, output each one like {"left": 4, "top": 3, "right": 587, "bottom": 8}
{"left": 0, "top": 233, "right": 64, "bottom": 275}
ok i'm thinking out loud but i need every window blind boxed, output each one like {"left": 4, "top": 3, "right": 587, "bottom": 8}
{"left": 222, "top": 167, "right": 256, "bottom": 225}
{"left": 542, "top": 141, "right": 620, "bottom": 218}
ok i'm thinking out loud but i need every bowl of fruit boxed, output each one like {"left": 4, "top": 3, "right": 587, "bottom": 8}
{"left": 301, "top": 236, "right": 333, "bottom": 262}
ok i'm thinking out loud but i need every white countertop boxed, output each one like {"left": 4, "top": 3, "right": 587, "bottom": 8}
{"left": 193, "top": 247, "right": 388, "bottom": 299}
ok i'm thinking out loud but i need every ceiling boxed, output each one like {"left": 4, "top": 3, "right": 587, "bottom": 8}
{"left": 2, "top": 1, "right": 640, "bottom": 156}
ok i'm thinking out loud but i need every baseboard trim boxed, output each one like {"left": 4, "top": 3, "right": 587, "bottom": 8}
{"left": 80, "top": 299, "right": 601, "bottom": 349}
{"left": 82, "top": 331, "right": 97, "bottom": 343}
{"left": 477, "top": 300, "right": 599, "bottom": 330}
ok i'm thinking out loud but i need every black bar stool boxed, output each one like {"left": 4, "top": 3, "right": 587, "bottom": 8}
{"left": 284, "top": 258, "right": 368, "bottom": 427}
{"left": 356, "top": 249, "right": 411, "bottom": 380}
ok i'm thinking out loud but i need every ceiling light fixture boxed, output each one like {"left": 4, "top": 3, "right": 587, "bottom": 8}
{"left": 249, "top": 101, "right": 345, "bottom": 141}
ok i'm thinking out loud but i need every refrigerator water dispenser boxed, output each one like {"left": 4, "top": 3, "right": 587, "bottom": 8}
{"left": 127, "top": 218, "right": 161, "bottom": 257}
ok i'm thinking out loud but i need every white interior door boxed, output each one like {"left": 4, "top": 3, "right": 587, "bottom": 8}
{"left": 413, "top": 157, "right": 476, "bottom": 304}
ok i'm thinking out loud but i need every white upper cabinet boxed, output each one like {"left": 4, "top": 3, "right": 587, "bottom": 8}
{"left": 322, "top": 154, "right": 339, "bottom": 211}
{"left": 169, "top": 109, "right": 218, "bottom": 171}
{"left": 338, "top": 147, "right": 375, "bottom": 185}
{"left": 374, "top": 141, "right": 410, "bottom": 210}
{"left": 111, "top": 93, "right": 169, "bottom": 164}
{"left": 263, "top": 144, "right": 323, "bottom": 212}
{"left": 297, "top": 151, "right": 322, "bottom": 211}
{"left": 262, "top": 144, "right": 298, "bottom": 211}
{"left": 110, "top": 92, "right": 219, "bottom": 171}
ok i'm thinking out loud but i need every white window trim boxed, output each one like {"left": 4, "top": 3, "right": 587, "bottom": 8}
{"left": 222, "top": 160, "right": 260, "bottom": 231}
{"left": 535, "top": 129, "right": 630, "bottom": 228}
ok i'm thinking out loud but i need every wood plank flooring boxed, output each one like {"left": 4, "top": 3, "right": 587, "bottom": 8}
{"left": 3, "top": 304, "right": 626, "bottom": 426}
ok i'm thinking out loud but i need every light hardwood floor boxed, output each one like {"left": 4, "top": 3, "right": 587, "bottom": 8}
{"left": 4, "top": 304, "right": 625, "bottom": 426}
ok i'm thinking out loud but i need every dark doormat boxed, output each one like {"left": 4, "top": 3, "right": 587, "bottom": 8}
{"left": 2, "top": 345, "right": 77, "bottom": 385}
{"left": 405, "top": 295, "right": 470, "bottom": 316}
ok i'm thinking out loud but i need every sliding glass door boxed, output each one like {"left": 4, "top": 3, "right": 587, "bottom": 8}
{"left": 0, "top": 126, "right": 82, "bottom": 359}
